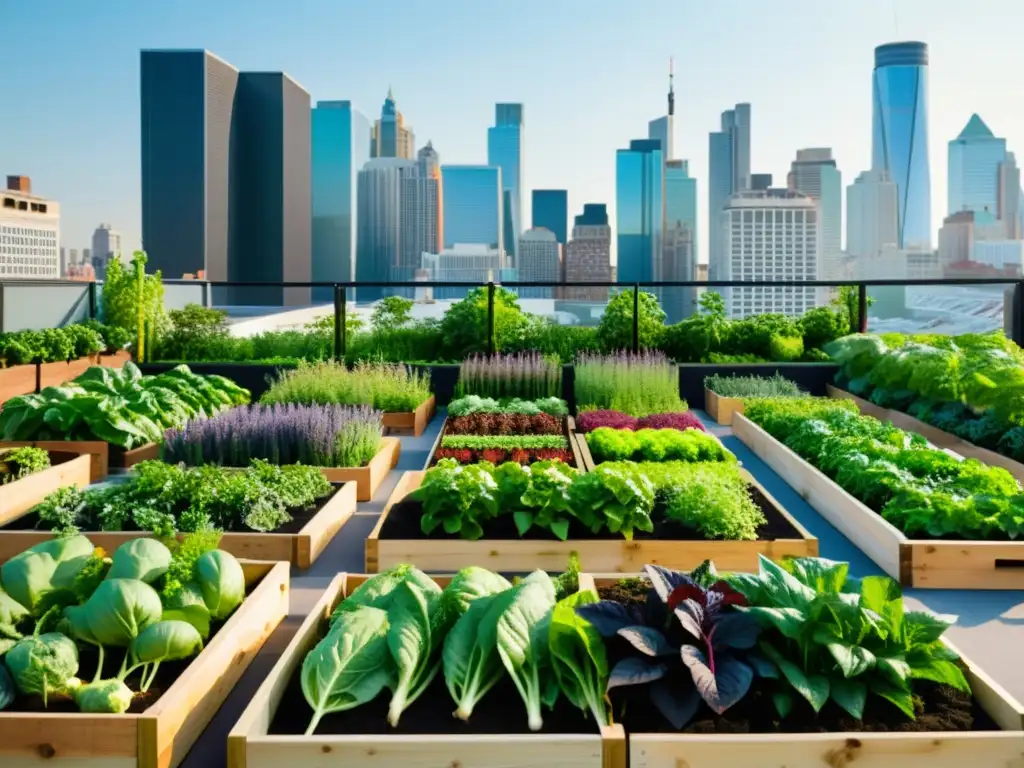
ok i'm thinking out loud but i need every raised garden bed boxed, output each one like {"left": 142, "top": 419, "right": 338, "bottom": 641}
{"left": 365, "top": 468, "right": 817, "bottom": 573}
{"left": 426, "top": 416, "right": 583, "bottom": 469}
{"left": 0, "top": 364, "right": 36, "bottom": 403}
{"left": 99, "top": 349, "right": 132, "bottom": 369}
{"left": 0, "top": 479, "right": 358, "bottom": 568}
{"left": 0, "top": 439, "right": 158, "bottom": 483}
{"left": 227, "top": 571, "right": 625, "bottom": 768}
{"left": 319, "top": 435, "right": 400, "bottom": 501}
{"left": 828, "top": 384, "right": 1024, "bottom": 485}
{"left": 734, "top": 412, "right": 1024, "bottom": 589}
{"left": 705, "top": 387, "right": 742, "bottom": 425}
{"left": 38, "top": 355, "right": 100, "bottom": 389}
{"left": 0, "top": 557, "right": 289, "bottom": 768}
{"left": 585, "top": 573, "right": 1024, "bottom": 768}
{"left": 381, "top": 395, "right": 436, "bottom": 437}
{"left": 0, "top": 449, "right": 91, "bottom": 522}
{"left": 576, "top": 427, "right": 732, "bottom": 471}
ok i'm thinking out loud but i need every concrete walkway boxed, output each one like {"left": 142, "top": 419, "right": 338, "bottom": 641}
{"left": 182, "top": 409, "right": 1024, "bottom": 764}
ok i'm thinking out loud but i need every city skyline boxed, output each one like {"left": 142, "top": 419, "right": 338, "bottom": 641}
{"left": 3, "top": 0, "right": 1024, "bottom": 269}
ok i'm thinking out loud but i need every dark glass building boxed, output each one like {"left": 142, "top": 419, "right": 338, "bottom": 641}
{"left": 440, "top": 165, "right": 503, "bottom": 251}
{"left": 531, "top": 189, "right": 568, "bottom": 245}
{"left": 616, "top": 139, "right": 663, "bottom": 284}
{"left": 872, "top": 42, "right": 932, "bottom": 249}
{"left": 487, "top": 103, "right": 524, "bottom": 260}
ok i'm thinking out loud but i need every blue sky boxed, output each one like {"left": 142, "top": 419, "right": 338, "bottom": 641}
{"left": 2, "top": 0, "right": 1022, "bottom": 264}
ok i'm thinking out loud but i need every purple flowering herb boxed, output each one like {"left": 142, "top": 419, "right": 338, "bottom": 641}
{"left": 456, "top": 352, "right": 562, "bottom": 400}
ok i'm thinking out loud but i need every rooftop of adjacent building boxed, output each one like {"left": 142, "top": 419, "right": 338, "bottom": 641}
{"left": 726, "top": 188, "right": 815, "bottom": 208}
{"left": 2, "top": 176, "right": 58, "bottom": 214}
{"left": 952, "top": 113, "right": 1000, "bottom": 143}
{"left": 874, "top": 41, "right": 928, "bottom": 68}
{"left": 520, "top": 227, "right": 558, "bottom": 242}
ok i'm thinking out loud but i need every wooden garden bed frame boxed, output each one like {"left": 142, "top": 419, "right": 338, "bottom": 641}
{"left": 382, "top": 395, "right": 436, "bottom": 437}
{"left": 828, "top": 384, "right": 1024, "bottom": 484}
{"left": 0, "top": 450, "right": 91, "bottom": 522}
{"left": 734, "top": 412, "right": 1024, "bottom": 589}
{"left": 226, "top": 572, "right": 625, "bottom": 768}
{"left": 38, "top": 355, "right": 100, "bottom": 390}
{"left": 365, "top": 468, "right": 817, "bottom": 574}
{"left": 0, "top": 440, "right": 158, "bottom": 483}
{"left": 0, "top": 559, "right": 289, "bottom": 768}
{"left": 0, "top": 481, "right": 357, "bottom": 568}
{"left": 0, "top": 363, "right": 37, "bottom": 403}
{"left": 585, "top": 574, "right": 1024, "bottom": 768}
{"left": 704, "top": 387, "right": 743, "bottom": 426}
{"left": 574, "top": 424, "right": 734, "bottom": 472}
{"left": 317, "top": 435, "right": 400, "bottom": 501}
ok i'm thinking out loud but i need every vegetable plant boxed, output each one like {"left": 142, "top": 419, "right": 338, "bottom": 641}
{"left": 414, "top": 459, "right": 500, "bottom": 541}
{"left": 704, "top": 373, "right": 804, "bottom": 399}
{"left": 262, "top": 361, "right": 430, "bottom": 412}
{"left": 575, "top": 351, "right": 687, "bottom": 417}
{"left": 548, "top": 588, "right": 610, "bottom": 726}
{"left": 586, "top": 427, "right": 731, "bottom": 464}
{"left": 0, "top": 447, "right": 50, "bottom": 485}
{"left": 447, "top": 395, "right": 568, "bottom": 418}
{"left": 456, "top": 352, "right": 562, "bottom": 400}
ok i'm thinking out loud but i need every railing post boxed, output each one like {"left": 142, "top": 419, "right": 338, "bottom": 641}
{"left": 857, "top": 284, "right": 868, "bottom": 333}
{"left": 333, "top": 285, "right": 344, "bottom": 362}
{"left": 633, "top": 283, "right": 640, "bottom": 353}
{"left": 87, "top": 281, "right": 97, "bottom": 320}
{"left": 486, "top": 281, "right": 495, "bottom": 356}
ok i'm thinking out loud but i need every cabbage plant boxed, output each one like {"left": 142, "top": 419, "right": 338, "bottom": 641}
{"left": 5, "top": 633, "right": 79, "bottom": 706}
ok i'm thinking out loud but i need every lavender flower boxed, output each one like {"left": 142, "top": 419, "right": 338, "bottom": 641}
{"left": 162, "top": 403, "right": 383, "bottom": 468}
{"left": 456, "top": 352, "right": 562, "bottom": 400}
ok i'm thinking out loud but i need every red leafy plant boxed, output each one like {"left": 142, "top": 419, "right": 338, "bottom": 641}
{"left": 576, "top": 410, "right": 638, "bottom": 433}
{"left": 636, "top": 412, "right": 706, "bottom": 432}
{"left": 447, "top": 412, "right": 561, "bottom": 436}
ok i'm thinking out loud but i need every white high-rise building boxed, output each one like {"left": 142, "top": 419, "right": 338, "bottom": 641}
{"left": 720, "top": 189, "right": 819, "bottom": 318}
{"left": 517, "top": 227, "right": 560, "bottom": 298}
{"left": 846, "top": 169, "right": 899, "bottom": 260}
{"left": 789, "top": 149, "right": 842, "bottom": 279}
{"left": 0, "top": 176, "right": 60, "bottom": 278}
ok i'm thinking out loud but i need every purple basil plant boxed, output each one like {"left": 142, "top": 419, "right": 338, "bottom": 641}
{"left": 162, "top": 403, "right": 383, "bottom": 468}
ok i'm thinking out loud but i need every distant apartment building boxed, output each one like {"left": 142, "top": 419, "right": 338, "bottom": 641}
{"left": 720, "top": 188, "right": 820, "bottom": 318}
{"left": 420, "top": 243, "right": 508, "bottom": 300}
{"left": 91, "top": 223, "right": 122, "bottom": 279}
{"left": 140, "top": 49, "right": 311, "bottom": 306}
{"left": 517, "top": 227, "right": 560, "bottom": 298}
{"left": 789, "top": 148, "right": 841, "bottom": 280}
{"left": 370, "top": 88, "right": 415, "bottom": 160}
{"left": 846, "top": 168, "right": 899, "bottom": 260}
{"left": 0, "top": 175, "right": 60, "bottom": 278}
{"left": 564, "top": 204, "right": 611, "bottom": 302}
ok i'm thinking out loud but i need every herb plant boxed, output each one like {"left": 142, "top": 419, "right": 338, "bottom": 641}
{"left": 456, "top": 352, "right": 562, "bottom": 400}
{"left": 586, "top": 427, "right": 731, "bottom": 464}
{"left": 261, "top": 361, "right": 430, "bottom": 412}
{"left": 0, "top": 447, "right": 51, "bottom": 485}
{"left": 575, "top": 351, "right": 687, "bottom": 417}
{"left": 705, "top": 373, "right": 804, "bottom": 399}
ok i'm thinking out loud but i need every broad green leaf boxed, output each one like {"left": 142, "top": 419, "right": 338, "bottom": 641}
{"left": 826, "top": 642, "right": 876, "bottom": 678}
{"left": 743, "top": 606, "right": 806, "bottom": 640}
{"left": 831, "top": 678, "right": 868, "bottom": 719}
{"left": 761, "top": 640, "right": 830, "bottom": 712}
{"left": 870, "top": 676, "right": 916, "bottom": 718}
{"left": 386, "top": 579, "right": 445, "bottom": 726}
{"left": 782, "top": 557, "right": 849, "bottom": 594}
{"left": 910, "top": 658, "right": 970, "bottom": 692}
{"left": 904, "top": 610, "right": 956, "bottom": 645}
{"left": 755, "top": 556, "right": 817, "bottom": 609}
{"left": 876, "top": 655, "right": 911, "bottom": 686}
{"left": 549, "top": 590, "right": 610, "bottom": 725}
{"left": 772, "top": 690, "right": 794, "bottom": 719}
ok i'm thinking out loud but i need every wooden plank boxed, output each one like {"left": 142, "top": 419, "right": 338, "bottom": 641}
{"left": 733, "top": 413, "right": 907, "bottom": 581}
{"left": 320, "top": 436, "right": 400, "bottom": 501}
{"left": 908, "top": 541, "right": 1024, "bottom": 590}
{"left": 575, "top": 427, "right": 597, "bottom": 471}
{"left": 828, "top": 384, "right": 1024, "bottom": 484}
{"left": 0, "top": 440, "right": 109, "bottom": 483}
{"left": 99, "top": 350, "right": 132, "bottom": 369}
{"left": 366, "top": 470, "right": 816, "bottom": 574}
{"left": 0, "top": 452, "right": 91, "bottom": 523}
{"left": 382, "top": 395, "right": 436, "bottom": 437}
{"left": 704, "top": 387, "right": 743, "bottom": 426}
{"left": 117, "top": 443, "right": 160, "bottom": 469}
{"left": 0, "top": 483, "right": 357, "bottom": 567}
{"left": 230, "top": 573, "right": 612, "bottom": 768}
{"left": 0, "top": 560, "right": 285, "bottom": 768}
{"left": 0, "top": 363, "right": 37, "bottom": 403}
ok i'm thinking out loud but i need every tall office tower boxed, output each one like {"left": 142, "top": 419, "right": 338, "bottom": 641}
{"left": 311, "top": 100, "right": 370, "bottom": 302}
{"left": 230, "top": 72, "right": 312, "bottom": 306}
{"left": 872, "top": 42, "right": 931, "bottom": 250}
{"left": 789, "top": 149, "right": 842, "bottom": 279}
{"left": 846, "top": 169, "right": 899, "bottom": 260}
{"left": 750, "top": 174, "right": 773, "bottom": 191}
{"left": 564, "top": 204, "right": 612, "bottom": 302}
{"left": 937, "top": 211, "right": 977, "bottom": 266}
{"left": 708, "top": 103, "right": 751, "bottom": 279}
{"left": 517, "top": 228, "right": 560, "bottom": 298}
{"left": 398, "top": 147, "right": 442, "bottom": 289}
{"left": 662, "top": 160, "right": 697, "bottom": 322}
{"left": 141, "top": 49, "right": 238, "bottom": 281}
{"left": 532, "top": 190, "right": 568, "bottom": 245}
{"left": 487, "top": 103, "right": 524, "bottom": 262}
{"left": 720, "top": 189, "right": 820, "bottom": 318}
{"left": 413, "top": 142, "right": 443, "bottom": 254}
{"left": 91, "top": 223, "right": 122, "bottom": 279}
{"left": 948, "top": 114, "right": 1005, "bottom": 218}
{"left": 440, "top": 165, "right": 503, "bottom": 255}
{"left": 370, "top": 88, "right": 415, "bottom": 159}
{"left": 0, "top": 176, "right": 60, "bottom": 278}
{"left": 356, "top": 159, "right": 417, "bottom": 302}
{"left": 616, "top": 139, "right": 663, "bottom": 284}
{"left": 648, "top": 58, "right": 676, "bottom": 161}
{"left": 999, "top": 153, "right": 1022, "bottom": 240}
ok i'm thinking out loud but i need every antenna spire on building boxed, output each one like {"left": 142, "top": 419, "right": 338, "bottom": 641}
{"left": 668, "top": 57, "right": 675, "bottom": 116}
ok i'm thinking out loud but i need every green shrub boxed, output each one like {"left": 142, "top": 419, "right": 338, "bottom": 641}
{"left": 439, "top": 287, "right": 530, "bottom": 358}
{"left": 596, "top": 290, "right": 665, "bottom": 352}
{"left": 769, "top": 333, "right": 804, "bottom": 362}
{"left": 704, "top": 373, "right": 804, "bottom": 398}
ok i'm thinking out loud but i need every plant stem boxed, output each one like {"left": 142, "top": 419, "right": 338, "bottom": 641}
{"left": 92, "top": 644, "right": 105, "bottom": 684}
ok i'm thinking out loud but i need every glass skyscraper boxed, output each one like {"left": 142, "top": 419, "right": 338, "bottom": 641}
{"left": 616, "top": 139, "right": 663, "bottom": 284}
{"left": 311, "top": 100, "right": 369, "bottom": 301}
{"left": 872, "top": 41, "right": 932, "bottom": 250}
{"left": 441, "top": 166, "right": 503, "bottom": 253}
{"left": 531, "top": 189, "right": 568, "bottom": 245}
{"left": 663, "top": 160, "right": 697, "bottom": 322}
{"left": 948, "top": 114, "right": 1007, "bottom": 217}
{"left": 708, "top": 104, "right": 751, "bottom": 279}
{"left": 487, "top": 103, "right": 523, "bottom": 260}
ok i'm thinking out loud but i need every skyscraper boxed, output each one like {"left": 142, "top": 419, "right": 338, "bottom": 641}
{"left": 487, "top": 103, "right": 524, "bottom": 261}
{"left": 721, "top": 189, "right": 820, "bottom": 318}
{"left": 140, "top": 49, "right": 237, "bottom": 281}
{"left": 647, "top": 58, "right": 676, "bottom": 162}
{"left": 91, "top": 223, "right": 122, "bottom": 279}
{"left": 517, "top": 228, "right": 561, "bottom": 298}
{"left": 398, "top": 145, "right": 442, "bottom": 287}
{"left": 311, "top": 100, "right": 370, "bottom": 301}
{"left": 789, "top": 149, "right": 842, "bottom": 279}
{"left": 663, "top": 160, "right": 697, "bottom": 321}
{"left": 440, "top": 166, "right": 503, "bottom": 254}
{"left": 370, "top": 88, "right": 415, "bottom": 160}
{"left": 708, "top": 103, "right": 751, "bottom": 279}
{"left": 872, "top": 42, "right": 931, "bottom": 250}
{"left": 229, "top": 72, "right": 312, "bottom": 306}
{"left": 414, "top": 141, "right": 443, "bottom": 254}
{"left": 846, "top": 168, "right": 899, "bottom": 259}
{"left": 531, "top": 190, "right": 568, "bottom": 245}
{"left": 356, "top": 158, "right": 417, "bottom": 302}
{"left": 999, "top": 153, "right": 1023, "bottom": 240}
{"left": 948, "top": 114, "right": 1005, "bottom": 218}
{"left": 564, "top": 204, "right": 611, "bottom": 302}
{"left": 616, "top": 139, "right": 663, "bottom": 284}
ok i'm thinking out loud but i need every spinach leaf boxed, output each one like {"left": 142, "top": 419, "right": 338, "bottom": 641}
{"left": 444, "top": 588, "right": 517, "bottom": 720}
{"left": 549, "top": 588, "right": 610, "bottom": 725}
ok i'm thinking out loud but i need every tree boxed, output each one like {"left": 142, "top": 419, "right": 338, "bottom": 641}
{"left": 831, "top": 286, "right": 874, "bottom": 335}
{"left": 372, "top": 295, "right": 414, "bottom": 331}
{"left": 596, "top": 289, "right": 666, "bottom": 352}
{"left": 439, "top": 286, "right": 529, "bottom": 358}
{"left": 101, "top": 251, "right": 168, "bottom": 361}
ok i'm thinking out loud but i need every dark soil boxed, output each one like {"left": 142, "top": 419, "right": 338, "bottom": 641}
{"left": 2, "top": 484, "right": 344, "bottom": 535}
{"left": 379, "top": 486, "right": 800, "bottom": 542}
{"left": 5, "top": 579, "right": 260, "bottom": 714}
{"left": 597, "top": 579, "right": 998, "bottom": 734}
{"left": 269, "top": 656, "right": 598, "bottom": 736}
